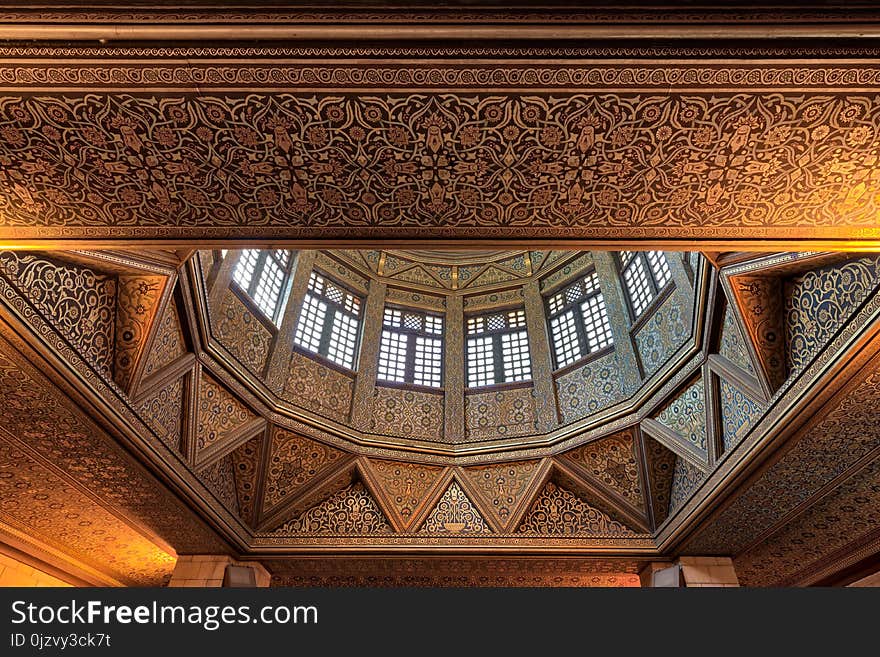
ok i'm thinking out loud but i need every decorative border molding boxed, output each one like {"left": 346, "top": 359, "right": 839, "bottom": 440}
{"left": 3, "top": 62, "right": 880, "bottom": 92}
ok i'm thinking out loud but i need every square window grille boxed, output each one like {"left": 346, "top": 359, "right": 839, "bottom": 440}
{"left": 466, "top": 307, "right": 533, "bottom": 387}
{"left": 550, "top": 310, "right": 581, "bottom": 368}
{"left": 293, "top": 269, "right": 363, "bottom": 370}
{"left": 378, "top": 306, "right": 445, "bottom": 387}
{"left": 467, "top": 335, "right": 496, "bottom": 387}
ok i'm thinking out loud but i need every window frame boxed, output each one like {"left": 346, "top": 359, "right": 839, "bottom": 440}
{"left": 291, "top": 268, "right": 364, "bottom": 372}
{"left": 617, "top": 250, "right": 675, "bottom": 325}
{"left": 228, "top": 249, "right": 295, "bottom": 326}
{"left": 465, "top": 305, "right": 533, "bottom": 390}
{"left": 377, "top": 304, "right": 445, "bottom": 390}
{"left": 544, "top": 268, "right": 615, "bottom": 372}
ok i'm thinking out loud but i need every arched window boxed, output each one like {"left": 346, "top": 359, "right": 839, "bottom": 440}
{"left": 230, "top": 249, "right": 293, "bottom": 324}
{"left": 619, "top": 251, "right": 672, "bottom": 319}
{"left": 378, "top": 307, "right": 444, "bottom": 388}
{"left": 546, "top": 270, "right": 613, "bottom": 369}
{"left": 293, "top": 270, "right": 362, "bottom": 370}
{"left": 466, "top": 308, "right": 532, "bottom": 387}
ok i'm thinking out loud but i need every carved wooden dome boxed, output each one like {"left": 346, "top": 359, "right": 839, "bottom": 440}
{"left": 199, "top": 248, "right": 704, "bottom": 454}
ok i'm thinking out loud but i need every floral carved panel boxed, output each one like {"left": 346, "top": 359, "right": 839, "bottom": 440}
{"left": 785, "top": 255, "right": 880, "bottom": 375}
{"left": 517, "top": 481, "right": 635, "bottom": 536}
{"left": 142, "top": 294, "right": 187, "bottom": 378}
{"left": 2, "top": 92, "right": 880, "bottom": 240}
{"left": 114, "top": 275, "right": 165, "bottom": 391}
{"left": 458, "top": 460, "right": 543, "bottom": 531}
{"left": 561, "top": 430, "right": 645, "bottom": 511}
{"left": 0, "top": 251, "right": 116, "bottom": 375}
{"left": 262, "top": 428, "right": 348, "bottom": 511}
{"left": 419, "top": 481, "right": 492, "bottom": 535}
{"left": 275, "top": 481, "right": 392, "bottom": 535}
{"left": 281, "top": 352, "right": 354, "bottom": 424}
{"left": 363, "top": 459, "right": 447, "bottom": 531}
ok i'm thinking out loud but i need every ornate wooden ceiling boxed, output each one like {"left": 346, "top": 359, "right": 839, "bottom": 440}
{"left": 1, "top": 246, "right": 879, "bottom": 585}
{"left": 1, "top": 4, "right": 880, "bottom": 248}
{"left": 2, "top": 4, "right": 880, "bottom": 586}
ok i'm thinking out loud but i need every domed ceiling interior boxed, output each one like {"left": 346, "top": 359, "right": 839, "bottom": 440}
{"left": 2, "top": 245, "right": 879, "bottom": 586}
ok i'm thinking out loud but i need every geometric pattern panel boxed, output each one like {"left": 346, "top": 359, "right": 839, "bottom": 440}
{"left": 634, "top": 293, "right": 691, "bottom": 377}
{"left": 730, "top": 275, "right": 785, "bottom": 390}
{"left": 718, "top": 304, "right": 756, "bottom": 376}
{"left": 385, "top": 263, "right": 444, "bottom": 288}
{"left": 463, "top": 264, "right": 519, "bottom": 289}
{"left": 230, "top": 434, "right": 265, "bottom": 527}
{"left": 653, "top": 377, "right": 708, "bottom": 458}
{"left": 136, "top": 377, "right": 185, "bottom": 454}
{"left": 196, "top": 372, "right": 255, "bottom": 454}
{"left": 719, "top": 379, "right": 765, "bottom": 452}
{"left": 668, "top": 458, "right": 707, "bottom": 516}
{"left": 216, "top": 289, "right": 272, "bottom": 376}
{"left": 0, "top": 251, "right": 116, "bottom": 375}
{"left": 459, "top": 460, "right": 543, "bottom": 531}
{"left": 275, "top": 481, "right": 392, "bottom": 535}
{"left": 554, "top": 351, "right": 632, "bottom": 425}
{"left": 198, "top": 453, "right": 239, "bottom": 517}
{"left": 262, "top": 428, "right": 348, "bottom": 511}
{"left": 142, "top": 295, "right": 187, "bottom": 378}
{"left": 366, "top": 386, "right": 444, "bottom": 443}
{"left": 364, "top": 459, "right": 446, "bottom": 531}
{"left": 643, "top": 437, "right": 677, "bottom": 527}
{"left": 144, "top": 296, "right": 187, "bottom": 377}
{"left": 517, "top": 481, "right": 634, "bottom": 536}
{"left": 785, "top": 255, "right": 880, "bottom": 374}
{"left": 561, "top": 430, "right": 645, "bottom": 510}
{"left": 114, "top": 274, "right": 165, "bottom": 390}
{"left": 4, "top": 92, "right": 880, "bottom": 239}
{"left": 281, "top": 352, "right": 354, "bottom": 424}
{"left": 419, "top": 481, "right": 492, "bottom": 535}
{"left": 465, "top": 387, "right": 538, "bottom": 442}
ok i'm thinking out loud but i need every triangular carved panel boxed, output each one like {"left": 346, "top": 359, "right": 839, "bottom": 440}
{"left": 653, "top": 377, "right": 708, "bottom": 460}
{"left": 517, "top": 481, "right": 635, "bottom": 536}
{"left": 458, "top": 460, "right": 543, "bottom": 531}
{"left": 389, "top": 264, "right": 443, "bottom": 288}
{"left": 464, "top": 265, "right": 517, "bottom": 288}
{"left": 718, "top": 304, "right": 757, "bottom": 376}
{"left": 719, "top": 378, "right": 765, "bottom": 452}
{"left": 668, "top": 457, "right": 707, "bottom": 516}
{"left": 729, "top": 275, "right": 785, "bottom": 391}
{"left": 274, "top": 481, "right": 392, "bottom": 535}
{"left": 363, "top": 459, "right": 447, "bottom": 531}
{"left": 783, "top": 255, "right": 880, "bottom": 376}
{"left": 143, "top": 294, "right": 187, "bottom": 378}
{"left": 231, "top": 434, "right": 265, "bottom": 527}
{"left": 0, "top": 251, "right": 117, "bottom": 375}
{"left": 419, "top": 481, "right": 492, "bottom": 535}
{"left": 196, "top": 373, "right": 256, "bottom": 456}
{"left": 561, "top": 431, "right": 645, "bottom": 511}
{"left": 199, "top": 453, "right": 240, "bottom": 516}
{"left": 114, "top": 274, "right": 166, "bottom": 391}
{"left": 262, "top": 428, "right": 348, "bottom": 512}
{"left": 136, "top": 375, "right": 185, "bottom": 454}
{"left": 643, "top": 436, "right": 677, "bottom": 527}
